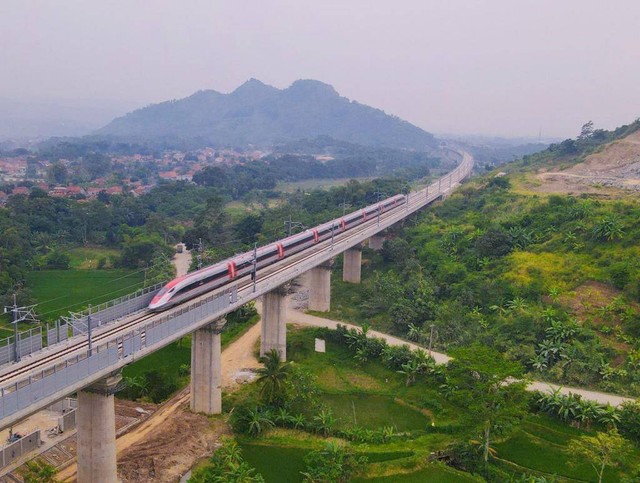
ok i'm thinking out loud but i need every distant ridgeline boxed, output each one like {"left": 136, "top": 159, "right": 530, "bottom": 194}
{"left": 94, "top": 79, "right": 437, "bottom": 151}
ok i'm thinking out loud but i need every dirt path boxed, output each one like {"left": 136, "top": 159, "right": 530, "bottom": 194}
{"left": 286, "top": 309, "right": 634, "bottom": 407}
{"left": 57, "top": 284, "right": 634, "bottom": 480}
{"left": 57, "top": 317, "right": 263, "bottom": 482}
{"left": 172, "top": 244, "right": 191, "bottom": 277}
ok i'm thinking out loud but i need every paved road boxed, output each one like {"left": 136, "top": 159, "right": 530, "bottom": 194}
{"left": 285, "top": 309, "right": 635, "bottom": 407}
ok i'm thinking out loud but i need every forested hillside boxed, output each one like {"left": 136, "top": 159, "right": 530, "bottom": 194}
{"left": 327, "top": 121, "right": 640, "bottom": 396}
{"left": 96, "top": 79, "right": 437, "bottom": 150}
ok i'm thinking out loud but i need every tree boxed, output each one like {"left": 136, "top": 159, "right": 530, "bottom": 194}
{"left": 397, "top": 359, "right": 425, "bottom": 386}
{"left": 313, "top": 409, "right": 336, "bottom": 438}
{"left": 255, "top": 349, "right": 291, "bottom": 406}
{"left": 446, "top": 344, "right": 528, "bottom": 463}
{"left": 579, "top": 121, "right": 595, "bottom": 140}
{"left": 566, "top": 429, "right": 632, "bottom": 483}
{"left": 46, "top": 162, "right": 68, "bottom": 185}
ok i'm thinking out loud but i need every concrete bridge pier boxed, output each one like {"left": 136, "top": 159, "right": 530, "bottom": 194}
{"left": 190, "top": 319, "right": 225, "bottom": 414}
{"left": 309, "top": 260, "right": 332, "bottom": 312}
{"left": 368, "top": 235, "right": 384, "bottom": 251}
{"left": 261, "top": 286, "right": 287, "bottom": 360}
{"left": 77, "top": 372, "right": 122, "bottom": 483}
{"left": 343, "top": 245, "right": 362, "bottom": 284}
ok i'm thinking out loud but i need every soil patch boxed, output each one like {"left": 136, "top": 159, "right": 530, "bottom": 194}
{"left": 531, "top": 130, "right": 640, "bottom": 195}
{"left": 117, "top": 402, "right": 229, "bottom": 482}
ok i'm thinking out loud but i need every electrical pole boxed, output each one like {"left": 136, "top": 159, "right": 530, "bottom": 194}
{"left": 4, "top": 294, "right": 37, "bottom": 363}
{"left": 339, "top": 201, "right": 351, "bottom": 216}
{"left": 330, "top": 223, "right": 335, "bottom": 250}
{"left": 252, "top": 242, "right": 258, "bottom": 292}
{"left": 373, "top": 191, "right": 386, "bottom": 225}
{"left": 284, "top": 216, "right": 305, "bottom": 237}
{"left": 87, "top": 304, "right": 93, "bottom": 356}
{"left": 197, "top": 238, "right": 203, "bottom": 270}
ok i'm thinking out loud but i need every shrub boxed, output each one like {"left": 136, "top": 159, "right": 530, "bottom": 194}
{"left": 619, "top": 401, "right": 640, "bottom": 443}
{"left": 301, "top": 441, "right": 367, "bottom": 483}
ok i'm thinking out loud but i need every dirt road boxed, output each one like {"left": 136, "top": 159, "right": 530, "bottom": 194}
{"left": 287, "top": 309, "right": 634, "bottom": 407}
{"left": 58, "top": 284, "right": 634, "bottom": 480}
{"left": 57, "top": 317, "right": 263, "bottom": 482}
{"left": 172, "top": 244, "right": 191, "bottom": 277}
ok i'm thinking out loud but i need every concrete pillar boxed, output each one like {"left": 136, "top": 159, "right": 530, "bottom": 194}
{"left": 343, "top": 246, "right": 362, "bottom": 284}
{"left": 368, "top": 235, "right": 384, "bottom": 251}
{"left": 191, "top": 319, "right": 224, "bottom": 414}
{"left": 308, "top": 260, "right": 332, "bottom": 312}
{"left": 77, "top": 373, "right": 121, "bottom": 483}
{"left": 261, "top": 286, "right": 287, "bottom": 360}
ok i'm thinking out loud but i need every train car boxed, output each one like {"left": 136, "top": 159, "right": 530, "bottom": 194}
{"left": 149, "top": 193, "right": 407, "bottom": 311}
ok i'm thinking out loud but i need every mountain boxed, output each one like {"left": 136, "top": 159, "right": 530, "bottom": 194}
{"left": 96, "top": 79, "right": 436, "bottom": 150}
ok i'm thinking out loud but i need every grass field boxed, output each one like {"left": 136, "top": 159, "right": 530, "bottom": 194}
{"left": 26, "top": 269, "right": 145, "bottom": 321}
{"left": 67, "top": 246, "right": 120, "bottom": 269}
{"left": 226, "top": 327, "right": 640, "bottom": 482}
{"left": 353, "top": 465, "right": 481, "bottom": 482}
{"left": 275, "top": 177, "right": 371, "bottom": 193}
{"left": 321, "top": 393, "right": 430, "bottom": 432}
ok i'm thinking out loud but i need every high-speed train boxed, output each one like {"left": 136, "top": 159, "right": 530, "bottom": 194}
{"left": 148, "top": 193, "right": 406, "bottom": 311}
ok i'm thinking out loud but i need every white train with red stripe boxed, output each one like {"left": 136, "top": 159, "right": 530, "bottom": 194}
{"left": 148, "top": 193, "right": 406, "bottom": 311}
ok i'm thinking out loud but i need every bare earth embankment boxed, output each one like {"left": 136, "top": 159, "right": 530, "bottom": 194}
{"left": 535, "top": 130, "right": 640, "bottom": 195}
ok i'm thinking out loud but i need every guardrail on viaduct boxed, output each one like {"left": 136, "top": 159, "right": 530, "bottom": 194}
{"left": 0, "top": 151, "right": 473, "bottom": 428}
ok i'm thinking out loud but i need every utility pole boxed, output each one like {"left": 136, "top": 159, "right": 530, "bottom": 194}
{"left": 4, "top": 294, "right": 37, "bottom": 363}
{"left": 197, "top": 238, "right": 203, "bottom": 270}
{"left": 87, "top": 304, "right": 93, "bottom": 356}
{"left": 373, "top": 191, "right": 386, "bottom": 225}
{"left": 339, "top": 200, "right": 351, "bottom": 216}
{"left": 330, "top": 223, "right": 335, "bottom": 250}
{"left": 251, "top": 242, "right": 258, "bottom": 292}
{"left": 284, "top": 216, "right": 305, "bottom": 237}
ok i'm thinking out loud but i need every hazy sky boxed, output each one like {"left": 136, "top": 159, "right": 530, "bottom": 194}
{"left": 2, "top": 0, "right": 639, "bottom": 138}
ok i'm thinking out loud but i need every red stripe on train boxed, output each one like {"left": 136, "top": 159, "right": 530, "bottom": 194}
{"left": 277, "top": 243, "right": 285, "bottom": 258}
{"left": 313, "top": 229, "right": 319, "bottom": 243}
{"left": 227, "top": 261, "right": 237, "bottom": 278}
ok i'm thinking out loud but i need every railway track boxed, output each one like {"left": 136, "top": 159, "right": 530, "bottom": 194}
{"left": 0, "top": 151, "right": 471, "bottom": 425}
{"left": 0, "top": 190, "right": 433, "bottom": 390}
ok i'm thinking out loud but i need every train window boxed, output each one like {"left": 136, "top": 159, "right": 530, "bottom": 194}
{"left": 172, "top": 270, "right": 227, "bottom": 298}
{"left": 283, "top": 234, "right": 314, "bottom": 249}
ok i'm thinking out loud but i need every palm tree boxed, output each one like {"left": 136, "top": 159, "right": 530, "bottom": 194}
{"left": 397, "top": 360, "right": 424, "bottom": 386}
{"left": 557, "top": 394, "right": 581, "bottom": 422}
{"left": 275, "top": 408, "right": 294, "bottom": 427}
{"left": 216, "top": 436, "right": 243, "bottom": 466}
{"left": 593, "top": 215, "right": 625, "bottom": 241}
{"left": 578, "top": 400, "right": 604, "bottom": 431}
{"left": 255, "top": 349, "right": 291, "bottom": 405}
{"left": 407, "top": 323, "right": 421, "bottom": 341}
{"left": 597, "top": 404, "right": 620, "bottom": 429}
{"left": 246, "top": 408, "right": 274, "bottom": 437}
{"left": 292, "top": 414, "right": 306, "bottom": 430}
{"left": 313, "top": 409, "right": 335, "bottom": 437}
{"left": 506, "top": 297, "right": 528, "bottom": 312}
